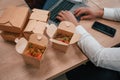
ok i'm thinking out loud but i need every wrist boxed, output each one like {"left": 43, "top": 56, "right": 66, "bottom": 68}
{"left": 96, "top": 9, "right": 104, "bottom": 18}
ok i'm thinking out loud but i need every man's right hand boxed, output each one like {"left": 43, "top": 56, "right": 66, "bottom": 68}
{"left": 74, "top": 7, "right": 104, "bottom": 20}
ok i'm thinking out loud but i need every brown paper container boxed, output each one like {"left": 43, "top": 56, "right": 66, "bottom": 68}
{"left": 1, "top": 31, "right": 21, "bottom": 42}
{"left": 23, "top": 20, "right": 48, "bottom": 40}
{"left": 23, "top": 9, "right": 49, "bottom": 40}
{"left": 46, "top": 21, "right": 81, "bottom": 52}
{"left": 15, "top": 34, "right": 48, "bottom": 68}
{"left": 0, "top": 6, "right": 30, "bottom": 33}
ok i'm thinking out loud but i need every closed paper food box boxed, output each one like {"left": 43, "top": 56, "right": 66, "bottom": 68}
{"left": 46, "top": 21, "right": 81, "bottom": 52}
{"left": 30, "top": 9, "right": 49, "bottom": 22}
{"left": 1, "top": 31, "right": 21, "bottom": 42}
{"left": 24, "top": 20, "right": 48, "bottom": 40}
{"left": 23, "top": 9, "right": 49, "bottom": 40}
{"left": 0, "top": 6, "right": 30, "bottom": 33}
{"left": 15, "top": 34, "right": 48, "bottom": 68}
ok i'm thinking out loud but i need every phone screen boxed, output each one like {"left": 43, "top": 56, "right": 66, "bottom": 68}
{"left": 92, "top": 21, "right": 116, "bottom": 37}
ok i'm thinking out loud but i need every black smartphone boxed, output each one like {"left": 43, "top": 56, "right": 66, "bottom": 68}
{"left": 92, "top": 21, "right": 116, "bottom": 37}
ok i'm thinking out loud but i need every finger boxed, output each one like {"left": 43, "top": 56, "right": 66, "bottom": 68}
{"left": 56, "top": 16, "right": 64, "bottom": 21}
{"left": 57, "top": 11, "right": 65, "bottom": 17}
{"left": 74, "top": 7, "right": 85, "bottom": 15}
{"left": 75, "top": 10, "right": 86, "bottom": 17}
{"left": 81, "top": 16, "right": 92, "bottom": 20}
{"left": 74, "top": 8, "right": 81, "bottom": 15}
{"left": 65, "top": 11, "right": 73, "bottom": 16}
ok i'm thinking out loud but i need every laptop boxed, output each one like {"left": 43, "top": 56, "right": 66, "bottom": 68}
{"left": 42, "top": 0, "right": 87, "bottom": 24}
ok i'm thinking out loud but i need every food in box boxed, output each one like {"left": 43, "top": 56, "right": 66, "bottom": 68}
{"left": 23, "top": 42, "right": 46, "bottom": 60}
{"left": 53, "top": 29, "right": 73, "bottom": 44}
{"left": 15, "top": 34, "right": 48, "bottom": 68}
{"left": 46, "top": 21, "right": 81, "bottom": 52}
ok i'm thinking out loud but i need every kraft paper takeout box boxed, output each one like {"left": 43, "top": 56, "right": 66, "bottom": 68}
{"left": 46, "top": 21, "right": 81, "bottom": 52}
{"left": 23, "top": 9, "right": 49, "bottom": 40}
{"left": 30, "top": 9, "right": 50, "bottom": 22}
{"left": 1, "top": 31, "right": 21, "bottom": 42}
{"left": 15, "top": 34, "right": 48, "bottom": 68}
{"left": 0, "top": 6, "right": 30, "bottom": 33}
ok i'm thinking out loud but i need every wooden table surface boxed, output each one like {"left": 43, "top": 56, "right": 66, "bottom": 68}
{"left": 0, "top": 0, "right": 120, "bottom": 80}
{"left": 83, "top": 0, "right": 120, "bottom": 47}
{"left": 0, "top": 36, "right": 87, "bottom": 80}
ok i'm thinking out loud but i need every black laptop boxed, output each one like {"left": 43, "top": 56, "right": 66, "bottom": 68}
{"left": 25, "top": 0, "right": 87, "bottom": 24}
{"left": 43, "top": 0, "right": 87, "bottom": 24}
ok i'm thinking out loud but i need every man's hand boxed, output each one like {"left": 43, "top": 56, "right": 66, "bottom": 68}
{"left": 74, "top": 7, "right": 103, "bottom": 20}
{"left": 56, "top": 11, "right": 79, "bottom": 26}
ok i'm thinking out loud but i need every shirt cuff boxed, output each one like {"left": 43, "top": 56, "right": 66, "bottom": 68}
{"left": 103, "top": 8, "right": 115, "bottom": 20}
{"left": 75, "top": 25, "right": 88, "bottom": 35}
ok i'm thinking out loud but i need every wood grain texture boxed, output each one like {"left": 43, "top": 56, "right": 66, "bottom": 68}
{"left": 0, "top": 36, "right": 87, "bottom": 80}
{"left": 0, "top": 0, "right": 120, "bottom": 80}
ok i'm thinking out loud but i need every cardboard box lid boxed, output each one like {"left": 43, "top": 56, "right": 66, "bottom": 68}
{"left": 29, "top": 34, "right": 48, "bottom": 47}
{"left": 24, "top": 20, "right": 47, "bottom": 34}
{"left": 46, "top": 21, "right": 81, "bottom": 44}
{"left": 46, "top": 24, "right": 57, "bottom": 38}
{"left": 30, "top": 9, "right": 49, "bottom": 22}
{"left": 32, "top": 9, "right": 49, "bottom": 15}
{"left": 0, "top": 6, "right": 29, "bottom": 28}
{"left": 58, "top": 21, "right": 75, "bottom": 33}
{"left": 15, "top": 34, "right": 48, "bottom": 54}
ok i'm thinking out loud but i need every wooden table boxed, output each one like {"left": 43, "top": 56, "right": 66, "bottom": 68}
{"left": 83, "top": 0, "right": 120, "bottom": 47}
{"left": 0, "top": 0, "right": 120, "bottom": 80}
{"left": 0, "top": 36, "right": 87, "bottom": 80}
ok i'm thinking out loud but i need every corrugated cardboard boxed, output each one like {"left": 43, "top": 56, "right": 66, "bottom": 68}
{"left": 23, "top": 9, "right": 49, "bottom": 40}
{"left": 46, "top": 21, "right": 81, "bottom": 52}
{"left": 15, "top": 34, "right": 48, "bottom": 68}
{"left": 0, "top": 6, "right": 30, "bottom": 33}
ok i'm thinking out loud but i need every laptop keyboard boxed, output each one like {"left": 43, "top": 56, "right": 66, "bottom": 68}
{"left": 50, "top": 0, "right": 75, "bottom": 23}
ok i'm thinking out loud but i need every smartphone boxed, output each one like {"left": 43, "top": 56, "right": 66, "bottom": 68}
{"left": 92, "top": 21, "right": 116, "bottom": 37}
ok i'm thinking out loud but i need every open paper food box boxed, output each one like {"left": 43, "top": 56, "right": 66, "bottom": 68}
{"left": 46, "top": 21, "right": 81, "bottom": 52}
{"left": 0, "top": 6, "right": 30, "bottom": 42}
{"left": 23, "top": 9, "right": 49, "bottom": 40}
{"left": 15, "top": 34, "right": 48, "bottom": 68}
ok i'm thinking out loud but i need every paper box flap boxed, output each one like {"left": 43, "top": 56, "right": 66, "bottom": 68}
{"left": 15, "top": 38, "right": 28, "bottom": 54}
{"left": 50, "top": 39, "right": 68, "bottom": 46}
{"left": 0, "top": 6, "right": 29, "bottom": 28}
{"left": 70, "top": 33, "right": 81, "bottom": 44}
{"left": 32, "top": 9, "right": 49, "bottom": 15}
{"left": 58, "top": 21, "right": 75, "bottom": 33}
{"left": 29, "top": 34, "right": 48, "bottom": 47}
{"left": 46, "top": 24, "right": 57, "bottom": 38}
{"left": 30, "top": 9, "right": 49, "bottom": 22}
{"left": 24, "top": 20, "right": 47, "bottom": 34}
{"left": 0, "top": 6, "right": 16, "bottom": 24}
{"left": 24, "top": 20, "right": 35, "bottom": 32}
{"left": 32, "top": 21, "right": 47, "bottom": 34}
{"left": 10, "top": 7, "right": 29, "bottom": 28}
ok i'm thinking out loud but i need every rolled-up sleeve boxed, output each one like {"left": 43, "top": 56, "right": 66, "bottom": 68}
{"left": 76, "top": 25, "right": 120, "bottom": 71}
{"left": 103, "top": 8, "right": 120, "bottom": 21}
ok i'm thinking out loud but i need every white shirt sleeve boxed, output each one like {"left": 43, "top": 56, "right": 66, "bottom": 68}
{"left": 76, "top": 25, "right": 120, "bottom": 71}
{"left": 103, "top": 8, "right": 120, "bottom": 21}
